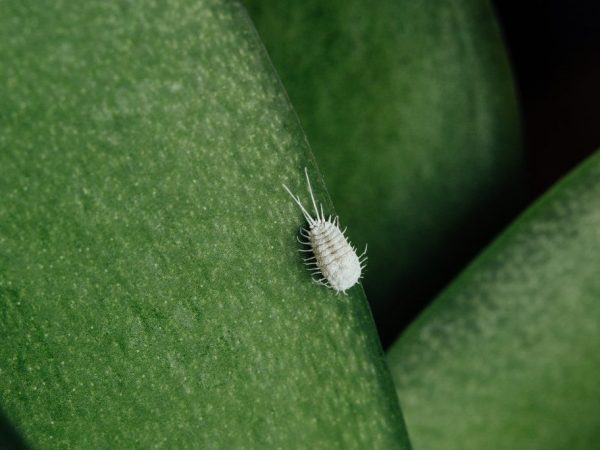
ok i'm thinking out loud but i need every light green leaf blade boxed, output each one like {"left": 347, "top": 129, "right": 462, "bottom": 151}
{"left": 387, "top": 150, "right": 600, "bottom": 450}
{"left": 0, "top": 1, "right": 409, "bottom": 448}
{"left": 243, "top": 0, "right": 524, "bottom": 341}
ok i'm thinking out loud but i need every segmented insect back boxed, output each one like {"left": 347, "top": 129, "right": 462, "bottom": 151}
{"left": 283, "top": 168, "right": 367, "bottom": 293}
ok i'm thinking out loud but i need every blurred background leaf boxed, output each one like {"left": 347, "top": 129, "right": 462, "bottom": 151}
{"left": 0, "top": 411, "right": 27, "bottom": 450}
{"left": 0, "top": 0, "right": 409, "bottom": 447}
{"left": 243, "top": 0, "right": 525, "bottom": 346}
{"left": 387, "top": 149, "right": 600, "bottom": 450}
{"left": 493, "top": 0, "right": 600, "bottom": 195}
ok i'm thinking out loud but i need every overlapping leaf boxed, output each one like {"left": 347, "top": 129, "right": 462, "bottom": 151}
{"left": 244, "top": 0, "right": 524, "bottom": 343}
{"left": 388, "top": 150, "right": 600, "bottom": 450}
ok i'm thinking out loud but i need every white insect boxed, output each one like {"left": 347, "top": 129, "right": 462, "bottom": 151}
{"left": 283, "top": 168, "right": 367, "bottom": 294}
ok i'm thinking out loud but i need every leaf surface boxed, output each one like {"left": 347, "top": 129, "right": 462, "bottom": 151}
{"left": 387, "top": 150, "right": 600, "bottom": 450}
{"left": 0, "top": 1, "right": 409, "bottom": 448}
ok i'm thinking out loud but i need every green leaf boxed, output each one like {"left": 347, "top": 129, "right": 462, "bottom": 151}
{"left": 0, "top": 0, "right": 409, "bottom": 447}
{"left": 243, "top": 0, "right": 524, "bottom": 341}
{"left": 387, "top": 150, "right": 600, "bottom": 450}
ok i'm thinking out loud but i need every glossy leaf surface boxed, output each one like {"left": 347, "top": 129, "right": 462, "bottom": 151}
{"left": 0, "top": 1, "right": 409, "bottom": 447}
{"left": 388, "top": 150, "right": 600, "bottom": 450}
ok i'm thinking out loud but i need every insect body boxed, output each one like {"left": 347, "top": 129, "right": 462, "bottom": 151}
{"left": 283, "top": 168, "right": 367, "bottom": 294}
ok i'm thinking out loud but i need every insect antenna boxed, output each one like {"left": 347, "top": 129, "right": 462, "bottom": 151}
{"left": 283, "top": 183, "right": 315, "bottom": 226}
{"left": 303, "top": 167, "right": 322, "bottom": 222}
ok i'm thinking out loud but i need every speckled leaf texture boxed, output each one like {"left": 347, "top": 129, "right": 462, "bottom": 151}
{"left": 387, "top": 150, "right": 600, "bottom": 450}
{"left": 0, "top": 0, "right": 410, "bottom": 448}
{"left": 242, "top": 0, "right": 524, "bottom": 343}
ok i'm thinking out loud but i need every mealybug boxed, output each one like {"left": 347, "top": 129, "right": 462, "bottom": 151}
{"left": 283, "top": 168, "right": 367, "bottom": 294}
